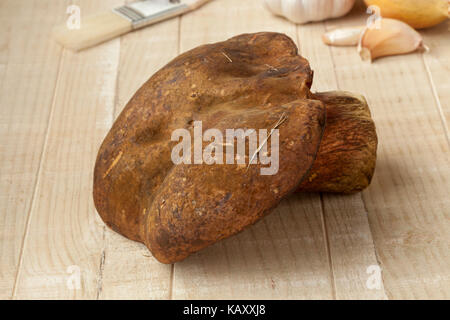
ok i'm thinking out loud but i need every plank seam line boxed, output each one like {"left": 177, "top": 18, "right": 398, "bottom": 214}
{"left": 322, "top": 21, "right": 340, "bottom": 300}
{"left": 177, "top": 15, "right": 182, "bottom": 55}
{"left": 360, "top": 193, "right": 391, "bottom": 300}
{"left": 112, "top": 0, "right": 129, "bottom": 119}
{"left": 319, "top": 194, "right": 337, "bottom": 300}
{"left": 170, "top": 15, "right": 182, "bottom": 300}
{"left": 323, "top": 22, "right": 340, "bottom": 93}
{"left": 96, "top": 226, "right": 106, "bottom": 300}
{"left": 168, "top": 264, "right": 174, "bottom": 299}
{"left": 11, "top": 48, "right": 65, "bottom": 299}
{"left": 112, "top": 50, "right": 123, "bottom": 118}
{"left": 297, "top": 23, "right": 336, "bottom": 299}
{"left": 97, "top": 20, "right": 125, "bottom": 298}
{"left": 421, "top": 53, "right": 450, "bottom": 148}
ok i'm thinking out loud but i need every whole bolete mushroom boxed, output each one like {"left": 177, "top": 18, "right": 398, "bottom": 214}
{"left": 93, "top": 32, "right": 377, "bottom": 263}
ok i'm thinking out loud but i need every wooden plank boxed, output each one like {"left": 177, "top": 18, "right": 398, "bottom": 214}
{"left": 172, "top": 0, "right": 333, "bottom": 299}
{"left": 421, "top": 22, "right": 450, "bottom": 142}
{"left": 0, "top": 0, "right": 63, "bottom": 299}
{"left": 298, "top": 20, "right": 387, "bottom": 299}
{"left": 98, "top": 16, "right": 179, "bottom": 300}
{"left": 321, "top": 194, "right": 387, "bottom": 299}
{"left": 326, "top": 3, "right": 450, "bottom": 299}
{"left": 173, "top": 195, "right": 332, "bottom": 299}
{"left": 13, "top": 0, "right": 123, "bottom": 299}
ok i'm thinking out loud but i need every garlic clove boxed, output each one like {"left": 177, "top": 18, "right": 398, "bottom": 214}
{"left": 358, "top": 18, "right": 427, "bottom": 62}
{"left": 322, "top": 26, "right": 365, "bottom": 46}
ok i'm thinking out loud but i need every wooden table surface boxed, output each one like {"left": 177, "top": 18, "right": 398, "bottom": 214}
{"left": 1, "top": 0, "right": 449, "bottom": 300}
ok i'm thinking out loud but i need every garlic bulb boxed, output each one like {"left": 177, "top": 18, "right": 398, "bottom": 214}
{"left": 364, "top": 0, "right": 449, "bottom": 29}
{"left": 265, "top": 0, "right": 356, "bottom": 24}
{"left": 358, "top": 18, "right": 427, "bottom": 61}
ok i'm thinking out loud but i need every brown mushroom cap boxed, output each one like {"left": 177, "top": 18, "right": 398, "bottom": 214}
{"left": 94, "top": 32, "right": 316, "bottom": 244}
